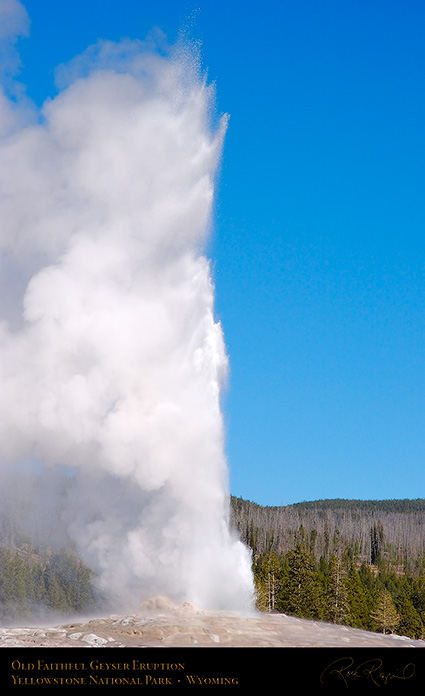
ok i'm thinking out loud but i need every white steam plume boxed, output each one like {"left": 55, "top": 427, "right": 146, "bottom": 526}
{"left": 0, "top": 15, "right": 254, "bottom": 611}
{"left": 0, "top": 0, "right": 29, "bottom": 77}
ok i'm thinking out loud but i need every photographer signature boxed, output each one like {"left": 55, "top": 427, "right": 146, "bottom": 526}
{"left": 320, "top": 656, "right": 415, "bottom": 687}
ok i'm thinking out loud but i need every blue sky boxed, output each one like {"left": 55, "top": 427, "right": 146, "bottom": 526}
{"left": 9, "top": 0, "right": 425, "bottom": 506}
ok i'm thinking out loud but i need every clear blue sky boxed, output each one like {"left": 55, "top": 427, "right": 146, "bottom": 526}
{"left": 9, "top": 0, "right": 425, "bottom": 506}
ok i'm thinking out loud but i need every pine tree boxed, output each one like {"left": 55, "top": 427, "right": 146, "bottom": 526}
{"left": 371, "top": 589, "right": 399, "bottom": 634}
{"left": 253, "top": 552, "right": 284, "bottom": 612}
{"left": 411, "top": 575, "right": 425, "bottom": 627}
{"left": 370, "top": 523, "right": 382, "bottom": 565}
{"left": 345, "top": 561, "right": 371, "bottom": 630}
{"left": 358, "top": 561, "right": 375, "bottom": 593}
{"left": 281, "top": 544, "right": 323, "bottom": 620}
{"left": 395, "top": 596, "right": 424, "bottom": 640}
{"left": 324, "top": 554, "right": 351, "bottom": 625}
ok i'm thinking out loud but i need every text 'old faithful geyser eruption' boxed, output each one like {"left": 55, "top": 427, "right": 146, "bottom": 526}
{"left": 0, "top": 5, "right": 254, "bottom": 611}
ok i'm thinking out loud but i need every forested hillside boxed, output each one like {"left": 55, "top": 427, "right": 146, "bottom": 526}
{"left": 231, "top": 496, "right": 425, "bottom": 566}
{"left": 0, "top": 473, "right": 99, "bottom": 623}
{"left": 0, "top": 506, "right": 96, "bottom": 622}
{"left": 0, "top": 542, "right": 97, "bottom": 623}
{"left": 230, "top": 496, "right": 425, "bottom": 639}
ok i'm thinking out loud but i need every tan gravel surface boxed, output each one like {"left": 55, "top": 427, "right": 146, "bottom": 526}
{"left": 0, "top": 596, "right": 424, "bottom": 648}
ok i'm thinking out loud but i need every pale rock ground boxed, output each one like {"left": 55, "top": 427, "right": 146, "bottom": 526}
{"left": 0, "top": 596, "right": 424, "bottom": 648}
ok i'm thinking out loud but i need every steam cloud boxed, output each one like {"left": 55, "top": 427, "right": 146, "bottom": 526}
{"left": 0, "top": 1, "right": 254, "bottom": 611}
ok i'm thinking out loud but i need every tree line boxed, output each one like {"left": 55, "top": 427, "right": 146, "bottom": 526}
{"left": 231, "top": 496, "right": 425, "bottom": 639}
{"left": 0, "top": 545, "right": 95, "bottom": 622}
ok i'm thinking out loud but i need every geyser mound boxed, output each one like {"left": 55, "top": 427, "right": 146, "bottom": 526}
{"left": 0, "top": 16, "right": 254, "bottom": 612}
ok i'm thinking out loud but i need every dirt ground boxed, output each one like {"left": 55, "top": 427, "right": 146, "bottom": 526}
{"left": 0, "top": 596, "right": 424, "bottom": 648}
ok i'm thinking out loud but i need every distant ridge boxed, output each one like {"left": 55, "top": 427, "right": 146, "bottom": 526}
{"left": 230, "top": 495, "right": 425, "bottom": 510}
{"left": 291, "top": 498, "right": 425, "bottom": 512}
{"left": 230, "top": 495, "right": 425, "bottom": 561}
{"left": 232, "top": 495, "right": 425, "bottom": 512}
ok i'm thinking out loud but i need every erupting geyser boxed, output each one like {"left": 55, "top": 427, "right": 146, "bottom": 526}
{"left": 0, "top": 1, "right": 254, "bottom": 612}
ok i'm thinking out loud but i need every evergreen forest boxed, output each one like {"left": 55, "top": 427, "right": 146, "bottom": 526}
{"left": 231, "top": 496, "right": 425, "bottom": 639}
{"left": 0, "top": 511, "right": 97, "bottom": 623}
{"left": 0, "top": 544, "right": 96, "bottom": 623}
